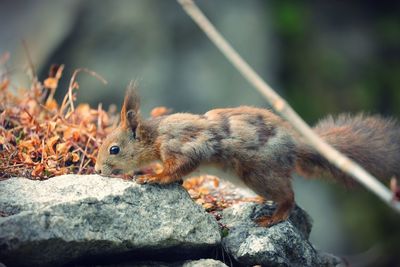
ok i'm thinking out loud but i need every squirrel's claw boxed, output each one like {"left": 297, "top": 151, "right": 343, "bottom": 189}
{"left": 255, "top": 215, "right": 282, "bottom": 227}
{"left": 135, "top": 174, "right": 157, "bottom": 184}
{"left": 135, "top": 174, "right": 178, "bottom": 185}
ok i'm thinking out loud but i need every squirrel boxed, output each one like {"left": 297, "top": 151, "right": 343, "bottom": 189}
{"left": 95, "top": 85, "right": 400, "bottom": 227}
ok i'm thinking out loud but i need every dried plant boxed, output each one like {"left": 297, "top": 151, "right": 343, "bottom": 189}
{"left": 0, "top": 62, "right": 116, "bottom": 179}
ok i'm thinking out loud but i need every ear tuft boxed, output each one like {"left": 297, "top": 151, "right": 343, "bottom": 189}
{"left": 120, "top": 81, "right": 141, "bottom": 130}
{"left": 124, "top": 82, "right": 140, "bottom": 113}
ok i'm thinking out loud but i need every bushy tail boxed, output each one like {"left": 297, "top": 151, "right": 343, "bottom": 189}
{"left": 295, "top": 114, "right": 400, "bottom": 185}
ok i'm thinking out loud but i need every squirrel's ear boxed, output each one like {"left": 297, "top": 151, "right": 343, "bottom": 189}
{"left": 126, "top": 110, "right": 139, "bottom": 132}
{"left": 120, "top": 82, "right": 141, "bottom": 131}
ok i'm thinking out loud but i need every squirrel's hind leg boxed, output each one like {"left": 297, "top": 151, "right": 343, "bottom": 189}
{"left": 247, "top": 175, "right": 295, "bottom": 227}
{"left": 255, "top": 190, "right": 295, "bottom": 227}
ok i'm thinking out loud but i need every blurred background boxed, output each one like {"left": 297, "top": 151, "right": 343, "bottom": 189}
{"left": 1, "top": 0, "right": 399, "bottom": 265}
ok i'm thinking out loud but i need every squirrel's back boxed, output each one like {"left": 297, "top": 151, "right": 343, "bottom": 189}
{"left": 296, "top": 114, "right": 400, "bottom": 185}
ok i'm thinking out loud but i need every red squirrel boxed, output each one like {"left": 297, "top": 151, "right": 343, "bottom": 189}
{"left": 95, "top": 85, "right": 400, "bottom": 227}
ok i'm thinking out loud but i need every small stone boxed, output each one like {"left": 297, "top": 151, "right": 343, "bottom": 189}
{"left": 182, "top": 259, "right": 228, "bottom": 267}
{"left": 221, "top": 203, "right": 343, "bottom": 267}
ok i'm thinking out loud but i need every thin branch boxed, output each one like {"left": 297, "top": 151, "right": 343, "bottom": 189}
{"left": 78, "top": 138, "right": 90, "bottom": 175}
{"left": 177, "top": 0, "right": 400, "bottom": 212}
{"left": 22, "top": 40, "right": 36, "bottom": 79}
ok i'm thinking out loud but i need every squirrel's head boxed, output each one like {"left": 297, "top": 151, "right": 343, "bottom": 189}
{"left": 95, "top": 85, "right": 159, "bottom": 176}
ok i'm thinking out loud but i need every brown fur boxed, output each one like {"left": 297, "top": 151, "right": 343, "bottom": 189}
{"left": 296, "top": 114, "right": 400, "bottom": 185}
{"left": 95, "top": 86, "right": 400, "bottom": 227}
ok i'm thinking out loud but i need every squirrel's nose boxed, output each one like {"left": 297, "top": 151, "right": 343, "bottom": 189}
{"left": 94, "top": 164, "right": 102, "bottom": 174}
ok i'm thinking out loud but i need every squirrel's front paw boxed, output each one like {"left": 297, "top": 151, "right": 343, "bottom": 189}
{"left": 135, "top": 174, "right": 158, "bottom": 184}
{"left": 136, "top": 174, "right": 177, "bottom": 185}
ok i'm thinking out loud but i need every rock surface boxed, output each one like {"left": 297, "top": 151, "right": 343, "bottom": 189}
{"left": 0, "top": 175, "right": 344, "bottom": 267}
{"left": 0, "top": 175, "right": 221, "bottom": 267}
{"left": 221, "top": 203, "right": 343, "bottom": 267}
{"left": 182, "top": 259, "right": 228, "bottom": 267}
{"left": 73, "top": 259, "right": 229, "bottom": 267}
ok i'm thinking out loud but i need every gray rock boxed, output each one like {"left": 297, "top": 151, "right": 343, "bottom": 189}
{"left": 221, "top": 203, "right": 343, "bottom": 267}
{"left": 73, "top": 259, "right": 228, "bottom": 267}
{"left": 0, "top": 175, "right": 221, "bottom": 267}
{"left": 182, "top": 259, "right": 228, "bottom": 267}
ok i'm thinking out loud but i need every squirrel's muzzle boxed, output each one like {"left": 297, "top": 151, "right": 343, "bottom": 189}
{"left": 94, "top": 164, "right": 102, "bottom": 175}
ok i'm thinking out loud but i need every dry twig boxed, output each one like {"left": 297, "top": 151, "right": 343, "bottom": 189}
{"left": 177, "top": 0, "right": 400, "bottom": 212}
{"left": 59, "top": 68, "right": 107, "bottom": 116}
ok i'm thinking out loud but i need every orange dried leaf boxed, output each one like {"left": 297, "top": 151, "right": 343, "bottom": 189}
{"left": 63, "top": 128, "right": 80, "bottom": 141}
{"left": 46, "top": 159, "right": 58, "bottom": 169}
{"left": 57, "top": 167, "right": 68, "bottom": 175}
{"left": 71, "top": 152, "right": 80, "bottom": 162}
{"left": 63, "top": 128, "right": 72, "bottom": 140}
{"left": 44, "top": 77, "right": 58, "bottom": 90}
{"left": 46, "top": 136, "right": 59, "bottom": 155}
{"left": 21, "top": 153, "right": 33, "bottom": 164}
{"left": 76, "top": 104, "right": 90, "bottom": 114}
{"left": 19, "top": 140, "right": 36, "bottom": 152}
{"left": 150, "top": 106, "right": 171, "bottom": 117}
{"left": 72, "top": 131, "right": 80, "bottom": 141}
{"left": 203, "top": 203, "right": 214, "bottom": 210}
{"left": 212, "top": 177, "right": 220, "bottom": 188}
{"left": 183, "top": 180, "right": 197, "bottom": 190}
{"left": 32, "top": 164, "right": 44, "bottom": 176}
{"left": 198, "top": 187, "right": 210, "bottom": 195}
{"left": 56, "top": 142, "right": 70, "bottom": 154}
{"left": 45, "top": 99, "right": 58, "bottom": 110}
{"left": 195, "top": 198, "right": 205, "bottom": 205}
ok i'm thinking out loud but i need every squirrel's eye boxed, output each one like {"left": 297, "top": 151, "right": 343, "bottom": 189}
{"left": 109, "top": 146, "right": 120, "bottom": 155}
